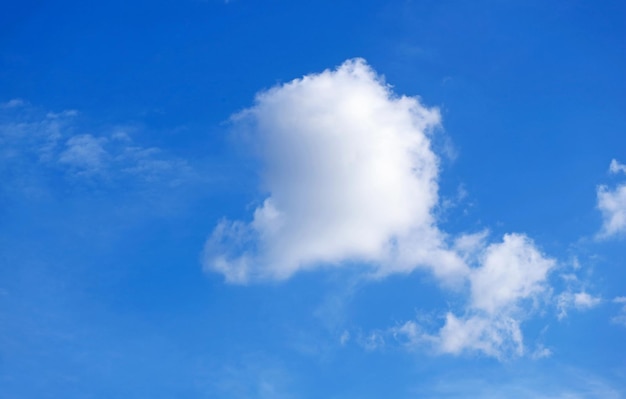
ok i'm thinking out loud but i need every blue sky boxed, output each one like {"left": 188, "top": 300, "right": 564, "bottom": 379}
{"left": 1, "top": 0, "right": 625, "bottom": 398}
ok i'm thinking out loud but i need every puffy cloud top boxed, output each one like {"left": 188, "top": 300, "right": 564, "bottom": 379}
{"left": 204, "top": 58, "right": 457, "bottom": 283}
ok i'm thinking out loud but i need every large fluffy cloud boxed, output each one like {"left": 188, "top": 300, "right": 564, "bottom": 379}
{"left": 204, "top": 59, "right": 592, "bottom": 359}
{"left": 205, "top": 58, "right": 465, "bottom": 283}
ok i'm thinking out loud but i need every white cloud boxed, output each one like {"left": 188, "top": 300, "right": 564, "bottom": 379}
{"left": 557, "top": 291, "right": 602, "bottom": 320}
{"left": 469, "top": 234, "right": 555, "bottom": 315}
{"left": 379, "top": 234, "right": 556, "bottom": 359}
{"left": 204, "top": 58, "right": 466, "bottom": 284}
{"left": 596, "top": 159, "right": 626, "bottom": 238}
{"left": 613, "top": 296, "right": 626, "bottom": 303}
{"left": 436, "top": 313, "right": 524, "bottom": 358}
{"left": 358, "top": 330, "right": 386, "bottom": 351}
{"left": 530, "top": 345, "right": 552, "bottom": 359}
{"left": 205, "top": 59, "right": 597, "bottom": 360}
{"left": 339, "top": 330, "right": 350, "bottom": 346}
{"left": 0, "top": 104, "right": 191, "bottom": 186}
{"left": 59, "top": 134, "right": 108, "bottom": 175}
{"left": 609, "top": 159, "right": 626, "bottom": 174}
{"left": 391, "top": 313, "right": 525, "bottom": 360}
{"left": 204, "top": 355, "right": 297, "bottom": 399}
{"left": 597, "top": 183, "right": 626, "bottom": 238}
{"left": 390, "top": 320, "right": 424, "bottom": 348}
{"left": 423, "top": 234, "right": 555, "bottom": 359}
{"left": 411, "top": 367, "right": 623, "bottom": 399}
{"left": 554, "top": 257, "right": 601, "bottom": 320}
{"left": 574, "top": 292, "right": 601, "bottom": 308}
{"left": 612, "top": 296, "right": 626, "bottom": 327}
{"left": 0, "top": 98, "right": 25, "bottom": 108}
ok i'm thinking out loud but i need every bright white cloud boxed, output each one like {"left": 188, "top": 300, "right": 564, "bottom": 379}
{"left": 423, "top": 234, "right": 555, "bottom": 358}
{"left": 204, "top": 58, "right": 466, "bottom": 284}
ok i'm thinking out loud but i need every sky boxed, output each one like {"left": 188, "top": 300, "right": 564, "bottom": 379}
{"left": 1, "top": 0, "right": 625, "bottom": 398}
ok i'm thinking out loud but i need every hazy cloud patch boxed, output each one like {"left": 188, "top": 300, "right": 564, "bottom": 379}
{"left": 0, "top": 101, "right": 193, "bottom": 189}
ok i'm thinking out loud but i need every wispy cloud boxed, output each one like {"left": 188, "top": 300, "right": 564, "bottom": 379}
{"left": 557, "top": 291, "right": 602, "bottom": 320}
{"left": 58, "top": 134, "right": 109, "bottom": 176}
{"left": 612, "top": 296, "right": 626, "bottom": 327}
{"left": 0, "top": 100, "right": 193, "bottom": 191}
{"left": 410, "top": 366, "right": 624, "bottom": 399}
{"left": 200, "top": 354, "right": 297, "bottom": 399}
{"left": 0, "top": 98, "right": 26, "bottom": 109}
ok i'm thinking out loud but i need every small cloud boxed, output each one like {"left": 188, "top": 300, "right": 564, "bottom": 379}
{"left": 596, "top": 184, "right": 626, "bottom": 238}
{"left": 597, "top": 160, "right": 626, "bottom": 238}
{"left": 1, "top": 98, "right": 25, "bottom": 108}
{"left": 111, "top": 129, "right": 132, "bottom": 142}
{"left": 469, "top": 234, "right": 555, "bottom": 316}
{"left": 204, "top": 355, "right": 296, "bottom": 399}
{"left": 46, "top": 109, "right": 79, "bottom": 118}
{"left": 612, "top": 296, "right": 626, "bottom": 327}
{"left": 389, "top": 234, "right": 556, "bottom": 360}
{"left": 557, "top": 291, "right": 602, "bottom": 320}
{"left": 573, "top": 292, "right": 602, "bottom": 308}
{"left": 560, "top": 273, "right": 578, "bottom": 283}
{"left": 530, "top": 345, "right": 552, "bottom": 359}
{"left": 339, "top": 330, "right": 350, "bottom": 346}
{"left": 390, "top": 320, "right": 425, "bottom": 349}
{"left": 609, "top": 159, "right": 626, "bottom": 174}
{"left": 614, "top": 296, "right": 626, "bottom": 303}
{"left": 452, "top": 230, "right": 488, "bottom": 260}
{"left": 433, "top": 313, "right": 524, "bottom": 359}
{"left": 59, "top": 134, "right": 109, "bottom": 176}
{"left": 358, "top": 331, "right": 385, "bottom": 351}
